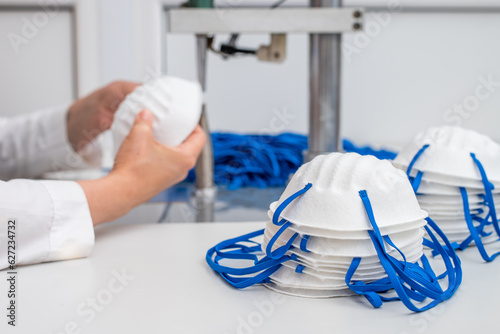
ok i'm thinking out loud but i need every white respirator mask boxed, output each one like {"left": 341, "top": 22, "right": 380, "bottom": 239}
{"left": 393, "top": 126, "right": 500, "bottom": 187}
{"left": 206, "top": 153, "right": 462, "bottom": 312}
{"left": 288, "top": 242, "right": 424, "bottom": 268}
{"left": 269, "top": 154, "right": 428, "bottom": 232}
{"left": 262, "top": 220, "right": 425, "bottom": 258}
{"left": 111, "top": 76, "right": 202, "bottom": 155}
{"left": 415, "top": 180, "right": 499, "bottom": 196}
{"left": 393, "top": 126, "right": 500, "bottom": 261}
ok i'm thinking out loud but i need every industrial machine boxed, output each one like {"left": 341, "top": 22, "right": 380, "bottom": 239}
{"left": 166, "top": 0, "right": 364, "bottom": 221}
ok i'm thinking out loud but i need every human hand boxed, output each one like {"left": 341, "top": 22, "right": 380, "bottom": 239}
{"left": 67, "top": 81, "right": 139, "bottom": 152}
{"left": 111, "top": 109, "right": 206, "bottom": 207}
{"left": 77, "top": 110, "right": 206, "bottom": 225}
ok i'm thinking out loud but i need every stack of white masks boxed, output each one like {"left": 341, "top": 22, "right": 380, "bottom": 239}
{"left": 393, "top": 126, "right": 500, "bottom": 262}
{"left": 111, "top": 76, "right": 202, "bottom": 155}
{"left": 207, "top": 153, "right": 462, "bottom": 312}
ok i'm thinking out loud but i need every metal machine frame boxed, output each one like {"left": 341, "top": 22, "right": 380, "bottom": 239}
{"left": 166, "top": 1, "right": 364, "bottom": 221}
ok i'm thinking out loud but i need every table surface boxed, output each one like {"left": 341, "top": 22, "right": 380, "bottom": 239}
{"left": 3, "top": 221, "right": 500, "bottom": 334}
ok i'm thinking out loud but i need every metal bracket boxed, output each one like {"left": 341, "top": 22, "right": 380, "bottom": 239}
{"left": 257, "top": 34, "right": 287, "bottom": 63}
{"left": 167, "top": 8, "right": 364, "bottom": 34}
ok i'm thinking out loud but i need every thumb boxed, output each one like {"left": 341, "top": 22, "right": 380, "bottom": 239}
{"left": 131, "top": 109, "right": 154, "bottom": 131}
{"left": 127, "top": 109, "right": 154, "bottom": 141}
{"left": 135, "top": 109, "right": 154, "bottom": 127}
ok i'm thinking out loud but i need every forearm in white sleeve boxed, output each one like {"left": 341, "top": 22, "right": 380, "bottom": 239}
{"left": 0, "top": 179, "right": 94, "bottom": 270}
{"left": 0, "top": 106, "right": 102, "bottom": 180}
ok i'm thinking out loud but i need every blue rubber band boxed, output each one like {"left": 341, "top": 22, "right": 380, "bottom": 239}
{"left": 295, "top": 264, "right": 305, "bottom": 274}
{"left": 470, "top": 153, "right": 500, "bottom": 238}
{"left": 265, "top": 221, "right": 298, "bottom": 259}
{"left": 346, "top": 190, "right": 462, "bottom": 312}
{"left": 406, "top": 145, "right": 430, "bottom": 176}
{"left": 300, "top": 235, "right": 311, "bottom": 253}
{"left": 272, "top": 183, "right": 312, "bottom": 226}
{"left": 460, "top": 187, "right": 500, "bottom": 262}
{"left": 411, "top": 171, "right": 424, "bottom": 193}
{"left": 206, "top": 228, "right": 293, "bottom": 289}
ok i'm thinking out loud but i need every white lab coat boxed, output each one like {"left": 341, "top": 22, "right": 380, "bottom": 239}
{"left": 0, "top": 106, "right": 97, "bottom": 270}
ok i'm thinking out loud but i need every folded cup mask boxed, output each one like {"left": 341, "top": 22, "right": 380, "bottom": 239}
{"left": 206, "top": 152, "right": 462, "bottom": 312}
{"left": 266, "top": 210, "right": 427, "bottom": 240}
{"left": 111, "top": 76, "right": 202, "bottom": 154}
{"left": 393, "top": 126, "right": 500, "bottom": 185}
{"left": 269, "top": 153, "right": 427, "bottom": 231}
{"left": 417, "top": 194, "right": 500, "bottom": 206}
{"left": 416, "top": 180, "right": 500, "bottom": 196}
{"left": 262, "top": 222, "right": 425, "bottom": 258}
{"left": 283, "top": 245, "right": 423, "bottom": 277}
{"left": 289, "top": 242, "right": 424, "bottom": 268}
{"left": 264, "top": 282, "right": 356, "bottom": 298}
{"left": 394, "top": 126, "right": 500, "bottom": 262}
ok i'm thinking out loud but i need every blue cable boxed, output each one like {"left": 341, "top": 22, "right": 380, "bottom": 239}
{"left": 186, "top": 133, "right": 397, "bottom": 189}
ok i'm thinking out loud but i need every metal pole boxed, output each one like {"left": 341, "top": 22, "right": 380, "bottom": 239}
{"left": 194, "top": 34, "right": 216, "bottom": 222}
{"left": 188, "top": 0, "right": 213, "bottom": 8}
{"left": 306, "top": 0, "right": 342, "bottom": 162}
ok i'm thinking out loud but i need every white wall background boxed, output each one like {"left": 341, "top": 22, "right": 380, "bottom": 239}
{"left": 341, "top": 10, "right": 500, "bottom": 148}
{"left": 0, "top": 8, "right": 75, "bottom": 116}
{"left": 102, "top": 0, "right": 500, "bottom": 148}
{"left": 1, "top": 0, "right": 500, "bottom": 150}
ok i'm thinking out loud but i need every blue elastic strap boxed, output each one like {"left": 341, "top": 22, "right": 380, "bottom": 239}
{"left": 406, "top": 144, "right": 430, "bottom": 177}
{"left": 345, "top": 258, "right": 383, "bottom": 308}
{"left": 265, "top": 222, "right": 299, "bottom": 259}
{"left": 382, "top": 235, "right": 407, "bottom": 267}
{"left": 206, "top": 229, "right": 293, "bottom": 289}
{"left": 460, "top": 187, "right": 500, "bottom": 262}
{"left": 346, "top": 250, "right": 431, "bottom": 309}
{"left": 470, "top": 153, "right": 500, "bottom": 238}
{"left": 266, "top": 183, "right": 313, "bottom": 258}
{"left": 300, "top": 235, "right": 311, "bottom": 253}
{"left": 214, "top": 239, "right": 262, "bottom": 262}
{"left": 419, "top": 254, "right": 438, "bottom": 281}
{"left": 405, "top": 148, "right": 500, "bottom": 261}
{"left": 206, "top": 182, "right": 314, "bottom": 288}
{"left": 422, "top": 218, "right": 462, "bottom": 297}
{"left": 406, "top": 144, "right": 430, "bottom": 192}
{"left": 345, "top": 190, "right": 462, "bottom": 312}
{"left": 216, "top": 264, "right": 283, "bottom": 289}
{"left": 458, "top": 211, "right": 492, "bottom": 250}
{"left": 424, "top": 238, "right": 460, "bottom": 258}
{"left": 207, "top": 230, "right": 289, "bottom": 275}
{"left": 357, "top": 194, "right": 446, "bottom": 297}
{"left": 272, "top": 183, "right": 312, "bottom": 226}
{"left": 346, "top": 260, "right": 428, "bottom": 305}
{"left": 295, "top": 264, "right": 305, "bottom": 273}
{"left": 411, "top": 171, "right": 424, "bottom": 193}
{"left": 372, "top": 225, "right": 458, "bottom": 310}
{"left": 373, "top": 231, "right": 445, "bottom": 299}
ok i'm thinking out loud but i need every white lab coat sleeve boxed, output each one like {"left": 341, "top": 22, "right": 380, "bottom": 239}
{"left": 0, "top": 106, "right": 102, "bottom": 181}
{"left": 0, "top": 179, "right": 94, "bottom": 270}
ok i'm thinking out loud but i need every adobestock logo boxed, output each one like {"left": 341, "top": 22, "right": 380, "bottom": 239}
{"left": 223, "top": 292, "right": 287, "bottom": 334}
{"left": 442, "top": 75, "right": 500, "bottom": 126}
{"left": 7, "top": 0, "right": 63, "bottom": 54}
{"left": 48, "top": 268, "right": 134, "bottom": 334}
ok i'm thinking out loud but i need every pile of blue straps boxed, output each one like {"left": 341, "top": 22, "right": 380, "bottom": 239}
{"left": 186, "top": 132, "right": 397, "bottom": 190}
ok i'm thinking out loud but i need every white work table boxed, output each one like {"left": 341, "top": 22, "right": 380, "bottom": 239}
{"left": 4, "top": 221, "right": 500, "bottom": 334}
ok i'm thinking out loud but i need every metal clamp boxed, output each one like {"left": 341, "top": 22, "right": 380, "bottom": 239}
{"left": 167, "top": 8, "right": 364, "bottom": 34}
